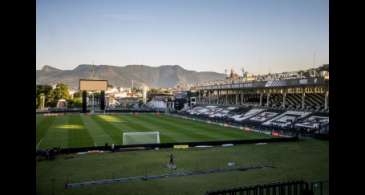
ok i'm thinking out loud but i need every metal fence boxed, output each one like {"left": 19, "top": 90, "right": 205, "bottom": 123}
{"left": 206, "top": 180, "right": 328, "bottom": 195}
{"left": 310, "top": 181, "right": 329, "bottom": 195}
{"left": 37, "top": 136, "right": 298, "bottom": 155}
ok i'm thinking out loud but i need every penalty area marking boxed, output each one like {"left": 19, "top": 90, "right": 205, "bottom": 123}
{"left": 65, "top": 164, "right": 275, "bottom": 189}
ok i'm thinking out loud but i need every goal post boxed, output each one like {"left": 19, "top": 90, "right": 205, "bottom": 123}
{"left": 122, "top": 131, "right": 160, "bottom": 145}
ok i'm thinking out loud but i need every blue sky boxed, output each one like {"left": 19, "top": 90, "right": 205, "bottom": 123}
{"left": 36, "top": 0, "right": 328, "bottom": 74}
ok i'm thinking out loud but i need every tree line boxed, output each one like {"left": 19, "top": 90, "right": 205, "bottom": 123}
{"left": 36, "top": 83, "right": 82, "bottom": 109}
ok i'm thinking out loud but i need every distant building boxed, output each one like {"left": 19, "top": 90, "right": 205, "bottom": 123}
{"left": 146, "top": 100, "right": 167, "bottom": 110}
{"left": 106, "top": 95, "right": 119, "bottom": 108}
{"left": 320, "top": 70, "right": 329, "bottom": 80}
{"left": 148, "top": 92, "right": 173, "bottom": 102}
{"left": 119, "top": 97, "right": 141, "bottom": 108}
{"left": 226, "top": 69, "right": 240, "bottom": 80}
{"left": 106, "top": 87, "right": 119, "bottom": 94}
{"left": 175, "top": 82, "right": 192, "bottom": 91}
{"left": 243, "top": 73, "right": 256, "bottom": 82}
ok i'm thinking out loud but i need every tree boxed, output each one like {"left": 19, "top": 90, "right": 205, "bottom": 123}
{"left": 36, "top": 93, "right": 46, "bottom": 109}
{"left": 68, "top": 97, "right": 82, "bottom": 108}
{"left": 49, "top": 83, "right": 70, "bottom": 107}
{"left": 131, "top": 87, "right": 142, "bottom": 94}
{"left": 36, "top": 95, "right": 38, "bottom": 108}
{"left": 148, "top": 88, "right": 162, "bottom": 94}
{"left": 36, "top": 85, "right": 52, "bottom": 97}
{"left": 36, "top": 85, "right": 53, "bottom": 107}
{"left": 73, "top": 91, "right": 81, "bottom": 98}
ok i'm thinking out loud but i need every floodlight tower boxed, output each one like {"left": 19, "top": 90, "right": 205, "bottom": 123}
{"left": 241, "top": 67, "right": 245, "bottom": 80}
{"left": 131, "top": 80, "right": 134, "bottom": 97}
{"left": 142, "top": 85, "right": 148, "bottom": 104}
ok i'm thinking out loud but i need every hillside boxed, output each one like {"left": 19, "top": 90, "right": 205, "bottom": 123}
{"left": 36, "top": 64, "right": 226, "bottom": 89}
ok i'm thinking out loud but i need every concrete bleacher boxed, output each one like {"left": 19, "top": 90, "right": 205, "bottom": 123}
{"left": 295, "top": 115, "right": 329, "bottom": 130}
{"left": 179, "top": 103, "right": 328, "bottom": 137}
{"left": 262, "top": 111, "right": 311, "bottom": 128}
{"left": 249, "top": 111, "right": 279, "bottom": 123}
{"left": 230, "top": 108, "right": 265, "bottom": 122}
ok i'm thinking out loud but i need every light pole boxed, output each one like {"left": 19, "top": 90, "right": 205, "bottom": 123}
{"left": 92, "top": 92, "right": 95, "bottom": 113}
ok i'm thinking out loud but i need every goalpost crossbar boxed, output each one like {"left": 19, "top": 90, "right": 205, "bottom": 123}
{"left": 122, "top": 131, "right": 160, "bottom": 145}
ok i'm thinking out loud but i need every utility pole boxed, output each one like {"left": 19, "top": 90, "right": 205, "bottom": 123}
{"left": 91, "top": 60, "right": 96, "bottom": 113}
{"left": 313, "top": 52, "right": 316, "bottom": 77}
{"left": 241, "top": 67, "right": 245, "bottom": 79}
{"left": 91, "top": 60, "right": 96, "bottom": 79}
{"left": 92, "top": 92, "right": 95, "bottom": 113}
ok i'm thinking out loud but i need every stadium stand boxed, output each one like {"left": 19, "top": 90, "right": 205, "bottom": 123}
{"left": 179, "top": 103, "right": 328, "bottom": 137}
{"left": 146, "top": 100, "right": 167, "bottom": 111}
{"left": 285, "top": 94, "right": 302, "bottom": 110}
{"left": 268, "top": 94, "right": 283, "bottom": 108}
{"left": 295, "top": 113, "right": 329, "bottom": 134}
{"left": 305, "top": 93, "right": 325, "bottom": 111}
{"left": 230, "top": 108, "right": 265, "bottom": 122}
{"left": 249, "top": 111, "right": 279, "bottom": 123}
{"left": 262, "top": 111, "right": 311, "bottom": 128}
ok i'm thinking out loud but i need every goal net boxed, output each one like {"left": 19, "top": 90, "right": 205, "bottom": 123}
{"left": 122, "top": 131, "right": 160, "bottom": 145}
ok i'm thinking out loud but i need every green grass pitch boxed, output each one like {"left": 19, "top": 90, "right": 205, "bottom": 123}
{"left": 36, "top": 139, "right": 328, "bottom": 195}
{"left": 36, "top": 113, "right": 271, "bottom": 149}
{"left": 36, "top": 113, "right": 328, "bottom": 195}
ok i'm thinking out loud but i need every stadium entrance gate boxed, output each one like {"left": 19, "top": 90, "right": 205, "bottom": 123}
{"left": 79, "top": 79, "right": 108, "bottom": 113}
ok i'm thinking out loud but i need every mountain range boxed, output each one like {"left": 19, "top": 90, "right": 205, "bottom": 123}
{"left": 36, "top": 64, "right": 226, "bottom": 89}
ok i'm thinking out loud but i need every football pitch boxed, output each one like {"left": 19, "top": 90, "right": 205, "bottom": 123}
{"left": 36, "top": 113, "right": 271, "bottom": 149}
{"left": 36, "top": 113, "right": 328, "bottom": 195}
{"left": 36, "top": 138, "right": 328, "bottom": 195}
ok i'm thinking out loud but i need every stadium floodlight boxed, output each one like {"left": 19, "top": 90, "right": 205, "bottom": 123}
{"left": 122, "top": 131, "right": 160, "bottom": 145}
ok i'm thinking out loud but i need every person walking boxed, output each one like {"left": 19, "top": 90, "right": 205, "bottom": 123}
{"left": 169, "top": 153, "right": 174, "bottom": 165}
{"left": 168, "top": 153, "right": 176, "bottom": 169}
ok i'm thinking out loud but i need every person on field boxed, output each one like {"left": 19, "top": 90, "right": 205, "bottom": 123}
{"left": 167, "top": 153, "right": 176, "bottom": 169}
{"left": 169, "top": 153, "right": 174, "bottom": 165}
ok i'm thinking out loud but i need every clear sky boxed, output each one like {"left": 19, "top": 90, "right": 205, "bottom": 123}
{"left": 36, "top": 0, "right": 328, "bottom": 74}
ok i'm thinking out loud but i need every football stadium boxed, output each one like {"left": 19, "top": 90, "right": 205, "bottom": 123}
{"left": 36, "top": 69, "right": 329, "bottom": 195}
{"left": 36, "top": 1, "right": 329, "bottom": 194}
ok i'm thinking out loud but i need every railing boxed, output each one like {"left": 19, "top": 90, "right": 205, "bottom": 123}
{"left": 205, "top": 180, "right": 328, "bottom": 195}
{"left": 311, "top": 180, "right": 329, "bottom": 195}
{"left": 36, "top": 137, "right": 298, "bottom": 154}
{"left": 196, "top": 77, "right": 327, "bottom": 90}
